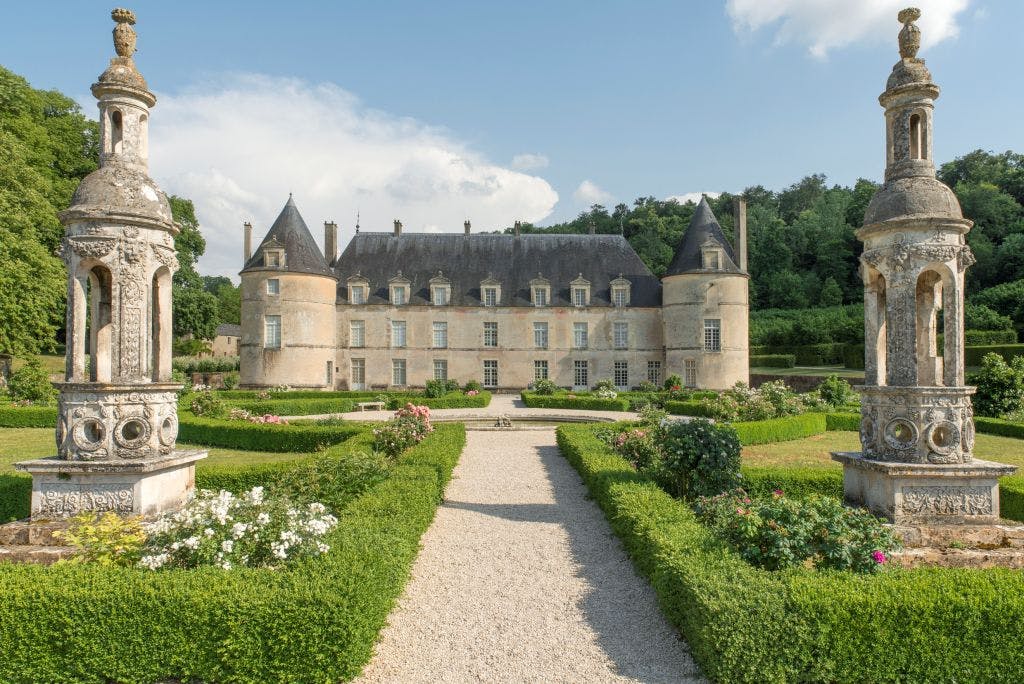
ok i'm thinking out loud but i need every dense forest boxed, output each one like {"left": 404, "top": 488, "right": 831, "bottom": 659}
{"left": 2, "top": 63, "right": 1022, "bottom": 356}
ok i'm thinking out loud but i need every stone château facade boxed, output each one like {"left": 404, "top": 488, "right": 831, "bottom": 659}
{"left": 239, "top": 197, "right": 750, "bottom": 391}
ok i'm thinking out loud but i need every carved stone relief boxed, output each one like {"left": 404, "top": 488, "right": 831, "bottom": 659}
{"left": 901, "top": 486, "right": 992, "bottom": 517}
{"left": 37, "top": 484, "right": 134, "bottom": 517}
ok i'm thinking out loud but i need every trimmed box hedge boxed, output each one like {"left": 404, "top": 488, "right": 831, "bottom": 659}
{"left": 965, "top": 344, "right": 1024, "bottom": 367}
{"left": 0, "top": 423, "right": 466, "bottom": 682}
{"left": 733, "top": 412, "right": 827, "bottom": 445}
{"left": 556, "top": 424, "right": 1024, "bottom": 683}
{"left": 664, "top": 400, "right": 717, "bottom": 417}
{"left": 749, "top": 354, "right": 796, "bottom": 368}
{"left": 0, "top": 406, "right": 57, "bottom": 428}
{"left": 520, "top": 391, "right": 629, "bottom": 412}
{"left": 825, "top": 412, "right": 860, "bottom": 431}
{"left": 975, "top": 416, "right": 1024, "bottom": 440}
{"left": 177, "top": 414, "right": 361, "bottom": 452}
{"left": 225, "top": 398, "right": 356, "bottom": 417}
{"left": 385, "top": 391, "right": 492, "bottom": 410}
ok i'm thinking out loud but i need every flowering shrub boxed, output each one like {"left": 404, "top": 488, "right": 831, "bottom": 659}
{"left": 372, "top": 403, "right": 433, "bottom": 458}
{"left": 531, "top": 378, "right": 558, "bottom": 395}
{"left": 694, "top": 488, "right": 899, "bottom": 573}
{"left": 58, "top": 512, "right": 146, "bottom": 567}
{"left": 704, "top": 381, "right": 805, "bottom": 422}
{"left": 139, "top": 487, "right": 337, "bottom": 570}
{"left": 256, "top": 389, "right": 271, "bottom": 400}
{"left": 272, "top": 384, "right": 292, "bottom": 393}
{"left": 189, "top": 389, "right": 225, "bottom": 418}
{"left": 595, "top": 387, "right": 618, "bottom": 399}
{"left": 611, "top": 428, "right": 661, "bottom": 471}
{"left": 465, "top": 389, "right": 480, "bottom": 396}
{"left": 660, "top": 418, "right": 742, "bottom": 499}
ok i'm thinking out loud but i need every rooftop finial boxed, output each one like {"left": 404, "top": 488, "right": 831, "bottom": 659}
{"left": 111, "top": 8, "right": 137, "bottom": 58}
{"left": 898, "top": 7, "right": 922, "bottom": 59}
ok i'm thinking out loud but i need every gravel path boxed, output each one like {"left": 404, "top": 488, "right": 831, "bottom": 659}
{"left": 356, "top": 429, "right": 703, "bottom": 683}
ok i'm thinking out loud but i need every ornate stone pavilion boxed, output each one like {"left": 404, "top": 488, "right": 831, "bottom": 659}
{"left": 833, "top": 8, "right": 1016, "bottom": 524}
{"left": 15, "top": 9, "right": 205, "bottom": 519}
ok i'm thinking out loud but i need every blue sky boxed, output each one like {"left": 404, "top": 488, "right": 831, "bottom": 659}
{"left": 3, "top": 1, "right": 1020, "bottom": 277}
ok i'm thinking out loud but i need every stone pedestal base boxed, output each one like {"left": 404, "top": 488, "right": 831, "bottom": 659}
{"left": 14, "top": 450, "right": 206, "bottom": 520}
{"left": 831, "top": 451, "right": 1016, "bottom": 523}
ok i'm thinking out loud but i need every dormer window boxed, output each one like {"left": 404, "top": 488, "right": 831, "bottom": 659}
{"left": 570, "top": 274, "right": 590, "bottom": 307}
{"left": 389, "top": 272, "right": 411, "bottom": 306}
{"left": 610, "top": 276, "right": 631, "bottom": 307}
{"left": 481, "top": 276, "right": 501, "bottom": 307}
{"left": 429, "top": 272, "right": 451, "bottom": 306}
{"left": 264, "top": 249, "right": 284, "bottom": 268}
{"left": 347, "top": 274, "right": 369, "bottom": 305}
{"left": 701, "top": 240, "right": 723, "bottom": 270}
{"left": 530, "top": 274, "right": 550, "bottom": 307}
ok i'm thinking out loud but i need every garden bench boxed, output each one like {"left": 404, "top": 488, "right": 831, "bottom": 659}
{"left": 357, "top": 401, "right": 386, "bottom": 412}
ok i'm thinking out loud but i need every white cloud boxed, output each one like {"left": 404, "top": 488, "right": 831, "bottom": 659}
{"left": 573, "top": 180, "right": 614, "bottom": 206}
{"left": 148, "top": 74, "right": 559, "bottom": 278}
{"left": 666, "top": 191, "right": 721, "bottom": 205}
{"left": 726, "top": 0, "right": 971, "bottom": 58}
{"left": 511, "top": 153, "right": 549, "bottom": 171}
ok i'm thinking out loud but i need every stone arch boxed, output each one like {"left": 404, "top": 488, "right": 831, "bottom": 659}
{"left": 151, "top": 266, "right": 172, "bottom": 381}
{"left": 863, "top": 264, "right": 887, "bottom": 386}
{"left": 914, "top": 263, "right": 956, "bottom": 386}
{"left": 110, "top": 108, "right": 123, "bottom": 155}
{"left": 86, "top": 263, "right": 114, "bottom": 382}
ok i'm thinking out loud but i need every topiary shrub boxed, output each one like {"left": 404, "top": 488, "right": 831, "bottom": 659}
{"left": 660, "top": 418, "right": 742, "bottom": 499}
{"left": 6, "top": 359, "right": 56, "bottom": 404}
{"left": 969, "top": 352, "right": 1024, "bottom": 418}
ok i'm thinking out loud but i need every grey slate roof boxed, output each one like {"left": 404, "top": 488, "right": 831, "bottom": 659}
{"left": 216, "top": 323, "right": 241, "bottom": 338}
{"left": 335, "top": 233, "right": 662, "bottom": 307}
{"left": 664, "top": 197, "right": 743, "bottom": 276}
{"left": 241, "top": 197, "right": 334, "bottom": 277}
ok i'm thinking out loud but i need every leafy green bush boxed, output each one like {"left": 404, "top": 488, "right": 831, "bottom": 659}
{"left": 172, "top": 355, "right": 240, "bottom": 374}
{"left": 178, "top": 415, "right": 359, "bottom": 452}
{"left": 0, "top": 424, "right": 467, "bottom": 682}
{"left": 6, "top": 359, "right": 55, "bottom": 403}
{"left": 272, "top": 450, "right": 391, "bottom": 514}
{"left": 0, "top": 405, "right": 57, "bottom": 427}
{"left": 57, "top": 513, "right": 146, "bottom": 567}
{"left": 520, "top": 391, "right": 629, "bottom": 411}
{"left": 463, "top": 380, "right": 482, "bottom": 392}
{"left": 660, "top": 419, "right": 742, "bottom": 499}
{"left": 663, "top": 374, "right": 683, "bottom": 390}
{"left": 556, "top": 423, "right": 1024, "bottom": 683}
{"left": 964, "top": 329, "right": 1018, "bottom": 345}
{"left": 965, "top": 344, "right": 1024, "bottom": 367}
{"left": 749, "top": 354, "right": 796, "bottom": 368}
{"left": 750, "top": 304, "right": 864, "bottom": 347}
{"left": 816, "top": 374, "right": 853, "bottom": 407}
{"left": 702, "top": 381, "right": 804, "bottom": 422}
{"left": 695, "top": 488, "right": 898, "bottom": 573}
{"left": 423, "top": 379, "right": 456, "bottom": 398}
{"left": 663, "top": 399, "right": 716, "bottom": 417}
{"left": 531, "top": 378, "right": 559, "bottom": 395}
{"left": 969, "top": 353, "right": 1024, "bottom": 418}
{"left": 965, "top": 302, "right": 1015, "bottom": 332}
{"left": 741, "top": 465, "right": 844, "bottom": 500}
{"left": 189, "top": 390, "right": 226, "bottom": 418}
{"left": 843, "top": 342, "right": 865, "bottom": 369}
{"left": 372, "top": 404, "right": 433, "bottom": 458}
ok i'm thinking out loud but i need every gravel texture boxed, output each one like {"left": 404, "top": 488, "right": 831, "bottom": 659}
{"left": 356, "top": 429, "right": 703, "bottom": 683}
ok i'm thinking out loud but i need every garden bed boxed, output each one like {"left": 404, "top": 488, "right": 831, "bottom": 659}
{"left": 557, "top": 424, "right": 1024, "bottom": 682}
{"left": 0, "top": 422, "right": 466, "bottom": 682}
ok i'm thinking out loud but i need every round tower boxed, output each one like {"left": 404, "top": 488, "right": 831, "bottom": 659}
{"left": 16, "top": 8, "right": 205, "bottom": 520}
{"left": 833, "top": 8, "right": 1016, "bottom": 524}
{"left": 661, "top": 197, "right": 749, "bottom": 390}
{"left": 239, "top": 197, "right": 337, "bottom": 389}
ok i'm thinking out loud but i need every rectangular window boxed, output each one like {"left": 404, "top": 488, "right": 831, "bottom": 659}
{"left": 391, "top": 286, "right": 406, "bottom": 305}
{"left": 483, "top": 321, "right": 498, "bottom": 348}
{"left": 266, "top": 278, "right": 280, "bottom": 295}
{"left": 573, "top": 288, "right": 587, "bottom": 307}
{"left": 704, "top": 318, "right": 721, "bottom": 352}
{"left": 265, "top": 252, "right": 280, "bottom": 267}
{"left": 391, "top": 320, "right": 407, "bottom": 348}
{"left": 647, "top": 360, "right": 662, "bottom": 385}
{"left": 351, "top": 358, "right": 365, "bottom": 389}
{"left": 433, "top": 359, "right": 448, "bottom": 381}
{"left": 432, "top": 321, "right": 448, "bottom": 348}
{"left": 573, "top": 360, "right": 589, "bottom": 389}
{"left": 613, "top": 322, "right": 628, "bottom": 349}
{"left": 349, "top": 320, "right": 365, "bottom": 348}
{"left": 684, "top": 358, "right": 698, "bottom": 388}
{"left": 534, "top": 360, "right": 549, "bottom": 380}
{"left": 613, "top": 288, "right": 628, "bottom": 307}
{"left": 614, "top": 361, "right": 628, "bottom": 389}
{"left": 704, "top": 251, "right": 720, "bottom": 270}
{"left": 483, "top": 287, "right": 497, "bottom": 307}
{"left": 533, "top": 288, "right": 548, "bottom": 307}
{"left": 392, "top": 359, "right": 406, "bottom": 386}
{"left": 483, "top": 360, "right": 498, "bottom": 388}
{"left": 432, "top": 287, "right": 449, "bottom": 306}
{"left": 534, "top": 322, "right": 548, "bottom": 349}
{"left": 350, "top": 286, "right": 366, "bottom": 305}
{"left": 573, "top": 322, "right": 588, "bottom": 349}
{"left": 264, "top": 315, "right": 281, "bottom": 349}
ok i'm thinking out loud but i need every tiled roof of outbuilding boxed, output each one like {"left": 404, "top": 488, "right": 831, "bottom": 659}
{"left": 241, "top": 197, "right": 334, "bottom": 277}
{"left": 335, "top": 232, "right": 661, "bottom": 307}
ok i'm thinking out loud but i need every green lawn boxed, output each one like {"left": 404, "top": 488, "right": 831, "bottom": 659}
{"left": 744, "top": 430, "right": 1024, "bottom": 470}
{"left": 0, "top": 428, "right": 310, "bottom": 472}
{"left": 750, "top": 365, "right": 865, "bottom": 379}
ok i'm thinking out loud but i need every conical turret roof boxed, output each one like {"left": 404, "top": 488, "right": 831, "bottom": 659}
{"left": 242, "top": 196, "right": 334, "bottom": 277}
{"left": 664, "top": 197, "right": 742, "bottom": 276}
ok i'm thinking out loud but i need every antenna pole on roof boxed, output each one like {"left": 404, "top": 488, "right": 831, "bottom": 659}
{"left": 355, "top": 209, "right": 360, "bottom": 234}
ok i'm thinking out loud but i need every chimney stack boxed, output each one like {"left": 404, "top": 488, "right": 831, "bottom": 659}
{"left": 243, "top": 222, "right": 253, "bottom": 262}
{"left": 324, "top": 221, "right": 337, "bottom": 266}
{"left": 393, "top": 219, "right": 402, "bottom": 237}
{"left": 733, "top": 198, "right": 748, "bottom": 272}
{"left": 464, "top": 220, "right": 471, "bottom": 235}
{"left": 588, "top": 220, "right": 596, "bottom": 235}
{"left": 514, "top": 220, "right": 521, "bottom": 237}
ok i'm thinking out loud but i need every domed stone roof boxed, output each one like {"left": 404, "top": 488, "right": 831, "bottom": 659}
{"left": 863, "top": 176, "right": 963, "bottom": 225}
{"left": 886, "top": 58, "right": 932, "bottom": 91}
{"left": 95, "top": 56, "right": 149, "bottom": 91}
{"left": 65, "top": 163, "right": 173, "bottom": 226}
